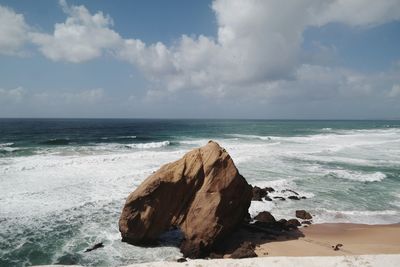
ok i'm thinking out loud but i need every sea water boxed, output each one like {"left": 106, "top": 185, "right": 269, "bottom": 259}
{"left": 0, "top": 119, "right": 399, "bottom": 266}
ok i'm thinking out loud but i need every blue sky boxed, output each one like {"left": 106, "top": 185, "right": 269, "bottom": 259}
{"left": 0, "top": 0, "right": 400, "bottom": 119}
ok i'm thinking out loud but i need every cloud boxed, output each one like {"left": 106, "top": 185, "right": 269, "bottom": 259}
{"left": 388, "top": 84, "right": 400, "bottom": 98}
{"left": 2, "top": 0, "right": 400, "bottom": 114}
{"left": 30, "top": 0, "right": 121, "bottom": 62}
{"left": 0, "top": 87, "right": 26, "bottom": 102}
{"left": 0, "top": 6, "right": 30, "bottom": 55}
{"left": 115, "top": 0, "right": 400, "bottom": 95}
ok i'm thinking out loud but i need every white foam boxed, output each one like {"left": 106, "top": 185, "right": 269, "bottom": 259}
{"left": 313, "top": 209, "right": 400, "bottom": 224}
{"left": 0, "top": 142, "right": 14, "bottom": 147}
{"left": 325, "top": 170, "right": 386, "bottom": 182}
{"left": 0, "top": 148, "right": 186, "bottom": 217}
{"left": 226, "top": 134, "right": 273, "bottom": 141}
{"left": 124, "top": 141, "right": 170, "bottom": 149}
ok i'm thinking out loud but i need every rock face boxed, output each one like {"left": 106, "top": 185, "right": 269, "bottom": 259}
{"left": 296, "top": 210, "right": 312, "bottom": 220}
{"left": 230, "top": 242, "right": 257, "bottom": 259}
{"left": 119, "top": 141, "right": 252, "bottom": 258}
{"left": 254, "top": 211, "right": 276, "bottom": 223}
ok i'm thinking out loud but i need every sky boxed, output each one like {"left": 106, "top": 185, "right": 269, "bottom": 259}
{"left": 1, "top": 0, "right": 400, "bottom": 119}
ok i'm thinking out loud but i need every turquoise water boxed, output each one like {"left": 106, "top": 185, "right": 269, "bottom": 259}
{"left": 0, "top": 119, "right": 399, "bottom": 266}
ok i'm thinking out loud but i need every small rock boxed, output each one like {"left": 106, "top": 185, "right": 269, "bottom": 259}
{"left": 252, "top": 186, "right": 267, "bottom": 201}
{"left": 301, "top": 196, "right": 307, "bottom": 199}
{"left": 254, "top": 211, "right": 276, "bottom": 223}
{"left": 264, "top": 196, "right": 272, "bottom": 201}
{"left": 273, "top": 196, "right": 286, "bottom": 201}
{"left": 295, "top": 210, "right": 312, "bottom": 220}
{"left": 301, "top": 220, "right": 312, "bottom": 225}
{"left": 84, "top": 242, "right": 104, "bottom": 253}
{"left": 177, "top": 258, "right": 187, "bottom": 262}
{"left": 288, "top": 196, "right": 300, "bottom": 200}
{"left": 264, "top": 187, "right": 275, "bottom": 193}
{"left": 333, "top": 244, "right": 343, "bottom": 251}
{"left": 285, "top": 219, "right": 301, "bottom": 229}
{"left": 281, "top": 189, "right": 299, "bottom": 195}
{"left": 230, "top": 242, "right": 257, "bottom": 259}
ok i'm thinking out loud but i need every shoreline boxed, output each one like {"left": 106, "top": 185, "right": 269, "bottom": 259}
{"left": 35, "top": 223, "right": 400, "bottom": 266}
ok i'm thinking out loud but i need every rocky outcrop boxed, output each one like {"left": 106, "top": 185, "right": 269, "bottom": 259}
{"left": 230, "top": 242, "right": 257, "bottom": 259}
{"left": 296, "top": 210, "right": 312, "bottom": 220}
{"left": 254, "top": 211, "right": 276, "bottom": 223}
{"left": 119, "top": 141, "right": 252, "bottom": 258}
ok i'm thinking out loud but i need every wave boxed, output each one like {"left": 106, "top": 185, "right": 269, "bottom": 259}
{"left": 313, "top": 209, "right": 400, "bottom": 224}
{"left": 324, "top": 169, "right": 386, "bottom": 182}
{"left": 0, "top": 142, "right": 14, "bottom": 147}
{"left": 0, "top": 142, "right": 22, "bottom": 153}
{"left": 40, "top": 138, "right": 71, "bottom": 145}
{"left": 124, "top": 141, "right": 170, "bottom": 149}
{"left": 226, "top": 134, "right": 273, "bottom": 141}
{"left": 101, "top": 136, "right": 136, "bottom": 140}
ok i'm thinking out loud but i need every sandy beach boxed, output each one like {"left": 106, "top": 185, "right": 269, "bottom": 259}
{"left": 255, "top": 223, "right": 400, "bottom": 257}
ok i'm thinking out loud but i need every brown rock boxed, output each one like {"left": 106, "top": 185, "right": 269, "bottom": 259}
{"left": 230, "top": 242, "right": 257, "bottom": 259}
{"left": 285, "top": 219, "right": 301, "bottom": 229}
{"left": 295, "top": 210, "right": 312, "bottom": 220}
{"left": 119, "top": 141, "right": 252, "bottom": 258}
{"left": 288, "top": 196, "right": 300, "bottom": 200}
{"left": 252, "top": 186, "right": 267, "bottom": 201}
{"left": 273, "top": 196, "right": 286, "bottom": 201}
{"left": 301, "top": 220, "right": 312, "bottom": 225}
{"left": 254, "top": 211, "right": 276, "bottom": 223}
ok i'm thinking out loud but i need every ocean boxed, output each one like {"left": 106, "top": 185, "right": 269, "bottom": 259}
{"left": 0, "top": 119, "right": 399, "bottom": 266}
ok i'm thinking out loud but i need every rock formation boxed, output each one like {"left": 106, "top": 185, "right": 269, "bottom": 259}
{"left": 119, "top": 141, "right": 252, "bottom": 258}
{"left": 296, "top": 210, "right": 312, "bottom": 220}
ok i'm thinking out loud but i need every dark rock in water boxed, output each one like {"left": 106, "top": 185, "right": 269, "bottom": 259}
{"left": 84, "top": 242, "right": 104, "bottom": 253}
{"left": 295, "top": 210, "right": 312, "bottom": 220}
{"left": 176, "top": 258, "right": 187, "bottom": 262}
{"left": 301, "top": 220, "right": 312, "bottom": 225}
{"left": 301, "top": 196, "right": 307, "bottom": 199}
{"left": 273, "top": 196, "right": 286, "bottom": 201}
{"left": 282, "top": 189, "right": 299, "bottom": 195}
{"left": 264, "top": 196, "right": 272, "bottom": 201}
{"left": 264, "top": 187, "right": 275, "bottom": 193}
{"left": 254, "top": 211, "right": 276, "bottom": 223}
{"left": 285, "top": 219, "right": 301, "bottom": 229}
{"left": 119, "top": 141, "right": 252, "bottom": 258}
{"left": 252, "top": 186, "right": 267, "bottom": 201}
{"left": 288, "top": 196, "right": 300, "bottom": 200}
{"left": 230, "top": 242, "right": 257, "bottom": 259}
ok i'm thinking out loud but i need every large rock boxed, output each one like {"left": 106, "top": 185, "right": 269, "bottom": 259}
{"left": 119, "top": 141, "right": 252, "bottom": 258}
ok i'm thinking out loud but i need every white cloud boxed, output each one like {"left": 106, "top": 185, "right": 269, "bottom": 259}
{"left": 115, "top": 0, "right": 400, "bottom": 95}
{"left": 30, "top": 0, "right": 121, "bottom": 62}
{"left": 0, "top": 6, "right": 29, "bottom": 55}
{"left": 0, "top": 87, "right": 26, "bottom": 102}
{"left": 388, "top": 84, "right": 400, "bottom": 98}
{"left": 2, "top": 0, "right": 400, "bottom": 108}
